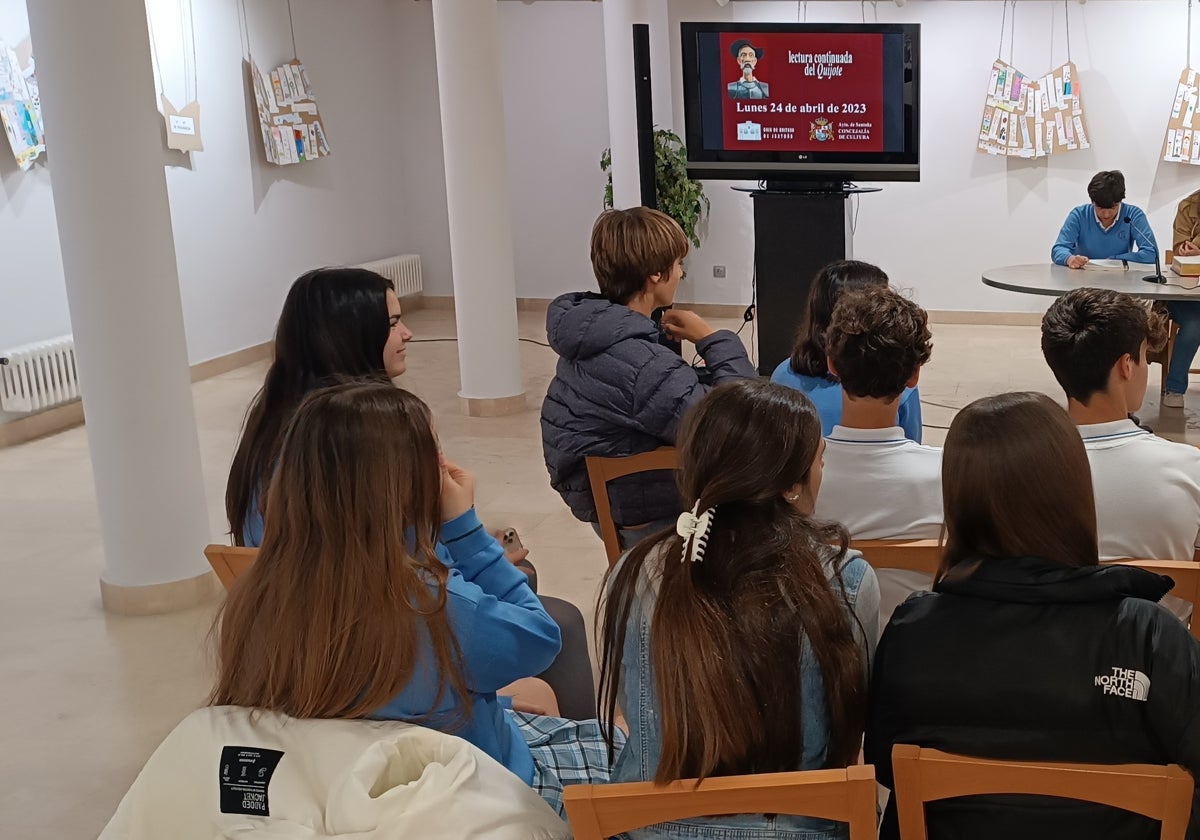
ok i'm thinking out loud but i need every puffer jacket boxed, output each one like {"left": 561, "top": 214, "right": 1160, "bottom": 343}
{"left": 865, "top": 556, "right": 1200, "bottom": 840}
{"left": 540, "top": 292, "right": 756, "bottom": 525}
{"left": 99, "top": 706, "right": 570, "bottom": 840}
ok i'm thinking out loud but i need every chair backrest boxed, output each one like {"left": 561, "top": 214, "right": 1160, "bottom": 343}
{"left": 585, "top": 448, "right": 680, "bottom": 566}
{"left": 851, "top": 539, "right": 942, "bottom": 577}
{"left": 204, "top": 544, "right": 259, "bottom": 591}
{"left": 564, "top": 765, "right": 878, "bottom": 840}
{"left": 1115, "top": 558, "right": 1200, "bottom": 640}
{"left": 891, "top": 745, "right": 1193, "bottom": 840}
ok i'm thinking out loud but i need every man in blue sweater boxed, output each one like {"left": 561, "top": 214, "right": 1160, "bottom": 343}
{"left": 1052, "top": 170, "right": 1158, "bottom": 269}
{"left": 1052, "top": 171, "right": 1197, "bottom": 408}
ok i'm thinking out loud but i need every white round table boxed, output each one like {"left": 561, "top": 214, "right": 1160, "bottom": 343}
{"left": 982, "top": 263, "right": 1200, "bottom": 301}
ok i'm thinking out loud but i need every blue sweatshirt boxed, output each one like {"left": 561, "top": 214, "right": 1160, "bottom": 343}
{"left": 241, "top": 506, "right": 562, "bottom": 784}
{"left": 1051, "top": 203, "right": 1158, "bottom": 266}
{"left": 770, "top": 361, "right": 924, "bottom": 443}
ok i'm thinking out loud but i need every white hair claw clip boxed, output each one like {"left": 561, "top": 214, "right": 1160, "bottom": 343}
{"left": 676, "top": 503, "right": 715, "bottom": 563}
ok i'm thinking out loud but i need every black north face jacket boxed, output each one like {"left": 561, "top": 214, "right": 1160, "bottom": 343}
{"left": 865, "top": 557, "right": 1200, "bottom": 840}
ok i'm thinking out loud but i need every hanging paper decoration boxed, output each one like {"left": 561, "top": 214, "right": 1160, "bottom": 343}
{"left": 249, "top": 58, "right": 330, "bottom": 165}
{"left": 976, "top": 0, "right": 1088, "bottom": 158}
{"left": 0, "top": 38, "right": 45, "bottom": 170}
{"left": 1163, "top": 69, "right": 1200, "bottom": 165}
{"left": 978, "top": 61, "right": 1090, "bottom": 158}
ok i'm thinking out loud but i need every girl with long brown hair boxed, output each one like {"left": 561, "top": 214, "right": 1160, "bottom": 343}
{"left": 225, "top": 267, "right": 596, "bottom": 720}
{"left": 212, "top": 381, "right": 619, "bottom": 816}
{"left": 597, "top": 379, "right": 878, "bottom": 839}
{"left": 865, "top": 392, "right": 1200, "bottom": 840}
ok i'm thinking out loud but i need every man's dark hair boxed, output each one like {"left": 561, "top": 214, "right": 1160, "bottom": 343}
{"left": 826, "top": 286, "right": 932, "bottom": 399}
{"left": 1041, "top": 288, "right": 1168, "bottom": 404}
{"left": 1087, "top": 170, "right": 1126, "bottom": 208}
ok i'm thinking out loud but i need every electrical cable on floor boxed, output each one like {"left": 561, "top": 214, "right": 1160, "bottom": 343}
{"left": 409, "top": 337, "right": 552, "bottom": 348}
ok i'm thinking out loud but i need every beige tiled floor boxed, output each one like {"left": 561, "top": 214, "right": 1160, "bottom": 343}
{"left": 1, "top": 309, "right": 1196, "bottom": 837}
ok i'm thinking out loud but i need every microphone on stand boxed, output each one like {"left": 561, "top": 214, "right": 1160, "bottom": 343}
{"left": 1125, "top": 215, "right": 1166, "bottom": 283}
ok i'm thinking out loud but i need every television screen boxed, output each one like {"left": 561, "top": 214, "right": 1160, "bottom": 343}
{"left": 681, "top": 22, "right": 920, "bottom": 184}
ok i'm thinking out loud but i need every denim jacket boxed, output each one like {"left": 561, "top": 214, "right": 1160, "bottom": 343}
{"left": 611, "top": 545, "right": 879, "bottom": 840}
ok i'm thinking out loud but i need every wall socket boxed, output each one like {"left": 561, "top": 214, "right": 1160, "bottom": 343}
{"left": 712, "top": 265, "right": 727, "bottom": 278}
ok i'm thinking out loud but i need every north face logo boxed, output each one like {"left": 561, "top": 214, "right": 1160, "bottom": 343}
{"left": 1094, "top": 667, "right": 1150, "bottom": 701}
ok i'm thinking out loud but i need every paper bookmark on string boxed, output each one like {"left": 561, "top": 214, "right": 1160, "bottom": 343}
{"left": 0, "top": 38, "right": 45, "bottom": 170}
{"left": 976, "top": 61, "right": 1089, "bottom": 158}
{"left": 249, "top": 58, "right": 330, "bottom": 165}
{"left": 1162, "top": 68, "right": 1200, "bottom": 165}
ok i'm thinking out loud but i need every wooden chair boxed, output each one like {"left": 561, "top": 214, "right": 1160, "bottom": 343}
{"left": 891, "top": 745, "right": 1194, "bottom": 840}
{"left": 203, "top": 544, "right": 258, "bottom": 591}
{"left": 1115, "top": 558, "right": 1200, "bottom": 640}
{"left": 850, "top": 539, "right": 942, "bottom": 577}
{"left": 585, "top": 448, "right": 679, "bottom": 566}
{"left": 564, "top": 765, "right": 879, "bottom": 840}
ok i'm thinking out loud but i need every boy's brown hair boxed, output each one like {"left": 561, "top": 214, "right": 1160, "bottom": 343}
{"left": 1041, "top": 287, "right": 1168, "bottom": 404}
{"left": 590, "top": 207, "right": 688, "bottom": 305}
{"left": 826, "top": 285, "right": 932, "bottom": 399}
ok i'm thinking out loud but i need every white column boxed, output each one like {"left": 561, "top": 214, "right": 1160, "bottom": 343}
{"left": 25, "top": 0, "right": 216, "bottom": 614}
{"left": 602, "top": 0, "right": 673, "bottom": 210}
{"left": 603, "top": 0, "right": 644, "bottom": 209}
{"left": 431, "top": 0, "right": 525, "bottom": 416}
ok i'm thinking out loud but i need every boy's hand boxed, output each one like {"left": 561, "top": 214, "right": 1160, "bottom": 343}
{"left": 661, "top": 309, "right": 715, "bottom": 344}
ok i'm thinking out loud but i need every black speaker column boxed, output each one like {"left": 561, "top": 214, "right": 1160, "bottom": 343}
{"left": 632, "top": 24, "right": 656, "bottom": 209}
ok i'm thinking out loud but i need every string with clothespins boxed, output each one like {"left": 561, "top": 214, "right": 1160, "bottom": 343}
{"left": 1189, "top": 0, "right": 1193, "bottom": 71}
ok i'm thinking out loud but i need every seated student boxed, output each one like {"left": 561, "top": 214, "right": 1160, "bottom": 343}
{"left": 212, "top": 381, "right": 621, "bottom": 817}
{"left": 865, "top": 392, "right": 1200, "bottom": 840}
{"left": 226, "top": 268, "right": 596, "bottom": 721}
{"left": 541, "top": 208, "right": 756, "bottom": 550}
{"left": 813, "top": 285, "right": 941, "bottom": 626}
{"left": 1041, "top": 287, "right": 1200, "bottom": 620}
{"left": 598, "top": 379, "right": 878, "bottom": 839}
{"left": 772, "top": 260, "right": 924, "bottom": 442}
{"left": 1052, "top": 170, "right": 1157, "bottom": 269}
{"left": 1165, "top": 191, "right": 1200, "bottom": 407}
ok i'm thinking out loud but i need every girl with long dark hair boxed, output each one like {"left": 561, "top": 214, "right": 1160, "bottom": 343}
{"left": 598, "top": 379, "right": 878, "bottom": 839}
{"left": 225, "top": 268, "right": 595, "bottom": 720}
{"left": 771, "top": 259, "right": 923, "bottom": 442}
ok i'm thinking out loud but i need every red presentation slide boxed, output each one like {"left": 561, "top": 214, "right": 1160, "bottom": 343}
{"left": 720, "top": 32, "right": 885, "bottom": 152}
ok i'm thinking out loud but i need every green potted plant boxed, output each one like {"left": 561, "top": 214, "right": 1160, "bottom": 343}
{"left": 600, "top": 128, "right": 710, "bottom": 248}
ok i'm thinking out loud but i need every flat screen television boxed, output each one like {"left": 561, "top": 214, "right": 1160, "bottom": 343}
{"left": 681, "top": 22, "right": 920, "bottom": 185}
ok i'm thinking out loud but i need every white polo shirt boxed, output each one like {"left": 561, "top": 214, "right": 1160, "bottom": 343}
{"left": 1080, "top": 419, "right": 1200, "bottom": 620}
{"left": 815, "top": 425, "right": 944, "bottom": 632}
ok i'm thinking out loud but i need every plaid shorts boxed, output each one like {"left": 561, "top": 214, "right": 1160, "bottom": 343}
{"left": 509, "top": 710, "right": 626, "bottom": 817}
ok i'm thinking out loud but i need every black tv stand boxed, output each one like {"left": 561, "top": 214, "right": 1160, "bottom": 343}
{"left": 733, "top": 184, "right": 882, "bottom": 375}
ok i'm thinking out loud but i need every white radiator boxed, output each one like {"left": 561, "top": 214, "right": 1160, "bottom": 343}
{"left": 0, "top": 335, "right": 80, "bottom": 414}
{"left": 355, "top": 254, "right": 422, "bottom": 298}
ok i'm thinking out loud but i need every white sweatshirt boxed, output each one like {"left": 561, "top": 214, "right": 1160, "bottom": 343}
{"left": 99, "top": 706, "right": 570, "bottom": 840}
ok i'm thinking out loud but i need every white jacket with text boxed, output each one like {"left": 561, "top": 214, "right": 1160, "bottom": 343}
{"left": 100, "top": 706, "right": 570, "bottom": 840}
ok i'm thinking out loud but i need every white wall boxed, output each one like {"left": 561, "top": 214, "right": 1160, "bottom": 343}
{"left": 497, "top": 1, "right": 610, "bottom": 299}
{"left": 0, "top": 0, "right": 429, "bottom": 371}
{"left": 668, "top": 0, "right": 1200, "bottom": 312}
